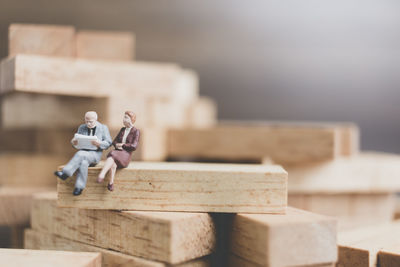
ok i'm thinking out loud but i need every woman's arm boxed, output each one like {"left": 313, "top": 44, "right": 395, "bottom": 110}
{"left": 122, "top": 129, "right": 140, "bottom": 152}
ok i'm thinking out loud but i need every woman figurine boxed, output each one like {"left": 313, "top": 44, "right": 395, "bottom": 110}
{"left": 97, "top": 111, "right": 140, "bottom": 191}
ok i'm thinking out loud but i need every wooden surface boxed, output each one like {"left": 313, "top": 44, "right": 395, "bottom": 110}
{"left": 8, "top": 24, "right": 75, "bottom": 57}
{"left": 76, "top": 30, "right": 135, "bottom": 61}
{"left": 24, "top": 229, "right": 211, "bottom": 267}
{"left": 228, "top": 254, "right": 336, "bottom": 267}
{"left": 184, "top": 96, "right": 217, "bottom": 129}
{"left": 289, "top": 193, "right": 395, "bottom": 231}
{"left": 167, "top": 122, "right": 357, "bottom": 164}
{"left": 57, "top": 162, "right": 287, "bottom": 213}
{"left": 338, "top": 221, "right": 400, "bottom": 267}
{"left": 284, "top": 152, "right": 400, "bottom": 193}
{"left": 32, "top": 192, "right": 216, "bottom": 264}
{"left": 0, "top": 248, "right": 101, "bottom": 267}
{"left": 0, "top": 187, "right": 54, "bottom": 225}
{"left": 378, "top": 245, "right": 400, "bottom": 267}
{"left": 230, "top": 207, "right": 337, "bottom": 267}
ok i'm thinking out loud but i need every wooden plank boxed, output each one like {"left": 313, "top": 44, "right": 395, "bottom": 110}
{"left": 228, "top": 254, "right": 336, "bottom": 267}
{"left": 378, "top": 245, "right": 400, "bottom": 267}
{"left": 289, "top": 193, "right": 395, "bottom": 231}
{"left": 337, "top": 123, "right": 360, "bottom": 156}
{"left": 230, "top": 207, "right": 337, "bottom": 267}
{"left": 76, "top": 30, "right": 135, "bottom": 61}
{"left": 0, "top": 248, "right": 101, "bottom": 267}
{"left": 57, "top": 162, "right": 287, "bottom": 213}
{"left": 167, "top": 122, "right": 345, "bottom": 164}
{"left": 338, "top": 221, "right": 400, "bottom": 267}
{"left": 31, "top": 192, "right": 216, "bottom": 264}
{"left": 8, "top": 24, "right": 75, "bottom": 57}
{"left": 0, "top": 187, "right": 54, "bottom": 225}
{"left": 24, "top": 229, "right": 211, "bottom": 267}
{"left": 283, "top": 152, "right": 400, "bottom": 193}
{"left": 184, "top": 96, "right": 217, "bottom": 129}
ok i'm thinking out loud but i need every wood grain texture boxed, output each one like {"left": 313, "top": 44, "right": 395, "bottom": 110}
{"left": 378, "top": 245, "right": 400, "bottom": 267}
{"left": 8, "top": 24, "right": 75, "bottom": 57}
{"left": 0, "top": 187, "right": 54, "bottom": 225}
{"left": 0, "top": 248, "right": 101, "bottom": 267}
{"left": 338, "top": 221, "right": 400, "bottom": 267}
{"left": 230, "top": 207, "right": 337, "bottom": 267}
{"left": 24, "top": 229, "right": 211, "bottom": 267}
{"left": 167, "top": 122, "right": 355, "bottom": 164}
{"left": 76, "top": 30, "right": 135, "bottom": 61}
{"left": 57, "top": 162, "right": 287, "bottom": 213}
{"left": 284, "top": 152, "right": 400, "bottom": 193}
{"left": 31, "top": 192, "right": 216, "bottom": 264}
{"left": 289, "top": 193, "right": 395, "bottom": 231}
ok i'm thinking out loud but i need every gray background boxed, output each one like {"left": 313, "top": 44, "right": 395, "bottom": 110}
{"left": 1, "top": 0, "right": 399, "bottom": 152}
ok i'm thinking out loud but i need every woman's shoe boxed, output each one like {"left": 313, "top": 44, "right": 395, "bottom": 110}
{"left": 107, "top": 183, "right": 114, "bottom": 191}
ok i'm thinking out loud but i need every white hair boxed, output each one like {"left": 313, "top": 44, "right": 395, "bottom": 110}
{"left": 85, "top": 111, "right": 98, "bottom": 120}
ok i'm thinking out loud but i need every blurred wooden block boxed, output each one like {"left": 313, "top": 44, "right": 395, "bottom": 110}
{"left": 184, "top": 96, "right": 217, "bottom": 129}
{"left": 230, "top": 207, "right": 337, "bottom": 267}
{"left": 0, "top": 248, "right": 101, "bottom": 267}
{"left": 168, "top": 122, "right": 357, "bottom": 164}
{"left": 289, "top": 193, "right": 395, "bottom": 231}
{"left": 8, "top": 24, "right": 75, "bottom": 57}
{"left": 228, "top": 254, "right": 335, "bottom": 267}
{"left": 337, "top": 123, "right": 360, "bottom": 156}
{"left": 284, "top": 152, "right": 400, "bottom": 193}
{"left": 378, "top": 245, "right": 400, "bottom": 267}
{"left": 31, "top": 192, "right": 216, "bottom": 264}
{"left": 57, "top": 162, "right": 287, "bottom": 213}
{"left": 0, "top": 153, "right": 70, "bottom": 187}
{"left": 1, "top": 92, "right": 108, "bottom": 129}
{"left": 0, "top": 187, "right": 54, "bottom": 226}
{"left": 133, "top": 128, "right": 168, "bottom": 161}
{"left": 24, "top": 229, "right": 211, "bottom": 267}
{"left": 76, "top": 30, "right": 135, "bottom": 61}
{"left": 338, "top": 221, "right": 400, "bottom": 267}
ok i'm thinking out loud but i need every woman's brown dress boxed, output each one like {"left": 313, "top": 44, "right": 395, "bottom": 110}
{"left": 107, "top": 127, "right": 140, "bottom": 168}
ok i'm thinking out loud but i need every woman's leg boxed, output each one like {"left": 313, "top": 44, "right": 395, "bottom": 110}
{"left": 97, "top": 157, "right": 115, "bottom": 182}
{"left": 110, "top": 162, "right": 117, "bottom": 184}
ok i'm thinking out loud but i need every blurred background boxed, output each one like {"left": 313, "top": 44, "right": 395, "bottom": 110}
{"left": 0, "top": 0, "right": 399, "bottom": 152}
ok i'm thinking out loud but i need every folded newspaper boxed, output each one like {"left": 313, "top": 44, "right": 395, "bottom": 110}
{"left": 73, "top": 134, "right": 99, "bottom": 150}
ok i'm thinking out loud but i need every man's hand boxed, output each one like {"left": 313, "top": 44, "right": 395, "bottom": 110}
{"left": 116, "top": 143, "right": 124, "bottom": 150}
{"left": 72, "top": 139, "right": 78, "bottom": 146}
{"left": 92, "top": 140, "right": 101, "bottom": 147}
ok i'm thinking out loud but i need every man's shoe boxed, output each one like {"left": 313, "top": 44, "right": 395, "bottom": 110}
{"left": 54, "top": 171, "right": 69, "bottom": 180}
{"left": 73, "top": 188, "right": 83, "bottom": 196}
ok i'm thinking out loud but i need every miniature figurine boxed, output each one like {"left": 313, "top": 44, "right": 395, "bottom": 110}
{"left": 54, "top": 111, "right": 112, "bottom": 196}
{"left": 97, "top": 111, "right": 140, "bottom": 191}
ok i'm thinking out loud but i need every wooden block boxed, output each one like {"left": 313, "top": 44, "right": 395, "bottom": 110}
{"left": 0, "top": 248, "right": 101, "bottom": 267}
{"left": 8, "top": 24, "right": 75, "bottom": 57}
{"left": 1, "top": 92, "right": 108, "bottom": 128}
{"left": 337, "top": 123, "right": 360, "bottom": 156}
{"left": 0, "top": 153, "right": 72, "bottom": 187}
{"left": 76, "top": 30, "right": 135, "bottom": 61}
{"left": 167, "top": 122, "right": 347, "bottom": 164}
{"left": 284, "top": 152, "right": 400, "bottom": 193}
{"left": 184, "top": 96, "right": 217, "bottom": 129}
{"left": 133, "top": 128, "right": 168, "bottom": 161}
{"left": 378, "top": 245, "right": 400, "bottom": 267}
{"left": 24, "top": 229, "right": 211, "bottom": 267}
{"left": 289, "top": 193, "right": 395, "bottom": 231}
{"left": 31, "top": 192, "right": 216, "bottom": 264}
{"left": 228, "top": 254, "right": 336, "bottom": 267}
{"left": 57, "top": 162, "right": 287, "bottom": 213}
{"left": 230, "top": 207, "right": 337, "bottom": 267}
{"left": 338, "top": 221, "right": 400, "bottom": 267}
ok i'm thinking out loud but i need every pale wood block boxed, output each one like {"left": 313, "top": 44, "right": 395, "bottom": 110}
{"left": 57, "top": 162, "right": 287, "bottom": 213}
{"left": 230, "top": 207, "right": 337, "bottom": 267}
{"left": 167, "top": 122, "right": 343, "bottom": 164}
{"left": 0, "top": 187, "right": 54, "bottom": 226}
{"left": 24, "top": 229, "right": 211, "bottom": 267}
{"left": 31, "top": 192, "right": 216, "bottom": 264}
{"left": 147, "top": 98, "right": 190, "bottom": 128}
{"left": 8, "top": 24, "right": 75, "bottom": 57}
{"left": 228, "top": 254, "right": 336, "bottom": 267}
{"left": 0, "top": 248, "right": 101, "bottom": 267}
{"left": 378, "top": 245, "right": 400, "bottom": 267}
{"left": 289, "top": 193, "right": 395, "bottom": 231}
{"left": 285, "top": 152, "right": 400, "bottom": 193}
{"left": 133, "top": 127, "right": 168, "bottom": 161}
{"left": 337, "top": 123, "right": 360, "bottom": 156}
{"left": 0, "top": 153, "right": 70, "bottom": 187}
{"left": 76, "top": 30, "right": 135, "bottom": 61}
{"left": 184, "top": 96, "right": 217, "bottom": 129}
{"left": 338, "top": 221, "right": 400, "bottom": 267}
{"left": 1, "top": 92, "right": 108, "bottom": 128}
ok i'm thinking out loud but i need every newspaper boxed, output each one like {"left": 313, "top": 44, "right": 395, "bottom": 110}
{"left": 73, "top": 133, "right": 99, "bottom": 150}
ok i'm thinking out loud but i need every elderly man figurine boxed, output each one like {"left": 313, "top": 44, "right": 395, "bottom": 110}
{"left": 54, "top": 111, "right": 112, "bottom": 196}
